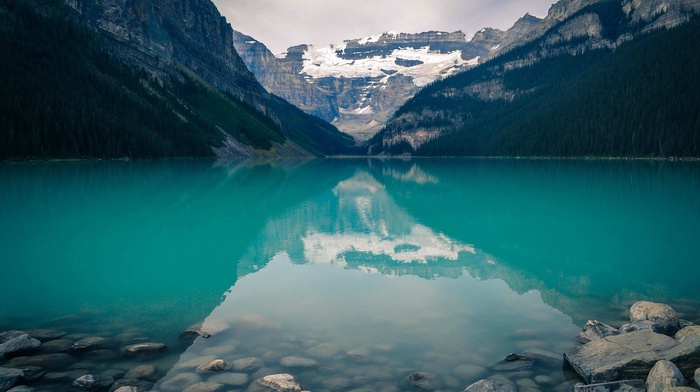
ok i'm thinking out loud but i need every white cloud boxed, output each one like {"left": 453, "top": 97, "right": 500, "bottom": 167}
{"left": 215, "top": 0, "right": 555, "bottom": 54}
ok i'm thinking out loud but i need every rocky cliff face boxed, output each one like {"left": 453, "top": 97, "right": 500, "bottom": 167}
{"left": 233, "top": 17, "right": 541, "bottom": 141}
{"left": 372, "top": 0, "right": 700, "bottom": 155}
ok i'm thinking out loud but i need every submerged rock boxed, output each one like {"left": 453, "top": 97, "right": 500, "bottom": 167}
{"left": 196, "top": 359, "right": 227, "bottom": 373}
{"left": 577, "top": 320, "right": 620, "bottom": 344}
{"left": 247, "top": 374, "right": 303, "bottom": 392}
{"left": 182, "top": 381, "right": 225, "bottom": 392}
{"left": 40, "top": 339, "right": 74, "bottom": 353}
{"left": 207, "top": 372, "right": 249, "bottom": 387}
{"left": 491, "top": 353, "right": 535, "bottom": 371}
{"left": 572, "top": 379, "right": 646, "bottom": 391}
{"left": 179, "top": 325, "right": 211, "bottom": 342}
{"left": 72, "top": 374, "right": 115, "bottom": 391}
{"left": 629, "top": 301, "right": 680, "bottom": 336}
{"left": 26, "top": 329, "right": 66, "bottom": 342}
{"left": 0, "top": 333, "right": 41, "bottom": 359}
{"left": 71, "top": 337, "right": 112, "bottom": 352}
{"left": 462, "top": 379, "right": 516, "bottom": 392}
{"left": 119, "top": 342, "right": 166, "bottom": 357}
{"left": 9, "top": 353, "right": 75, "bottom": 370}
{"left": 108, "top": 379, "right": 154, "bottom": 392}
{"left": 232, "top": 357, "right": 265, "bottom": 372}
{"left": 402, "top": 372, "right": 443, "bottom": 391}
{"left": 6, "top": 386, "right": 36, "bottom": 392}
{"left": 278, "top": 356, "right": 319, "bottom": 369}
{"left": 124, "top": 365, "right": 159, "bottom": 382}
{"left": 646, "top": 360, "right": 686, "bottom": 392}
{"left": 0, "top": 367, "right": 24, "bottom": 392}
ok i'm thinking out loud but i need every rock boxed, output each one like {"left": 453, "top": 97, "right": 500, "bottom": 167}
{"left": 695, "top": 368, "right": 700, "bottom": 387}
{"left": 6, "top": 386, "right": 35, "bottom": 392}
{"left": 577, "top": 320, "right": 620, "bottom": 344}
{"left": 665, "top": 335, "right": 700, "bottom": 377}
{"left": 453, "top": 364, "right": 487, "bottom": 380}
{"left": 321, "top": 377, "right": 353, "bottom": 390}
{"left": 677, "top": 326, "right": 700, "bottom": 343}
{"left": 179, "top": 325, "right": 211, "bottom": 342}
{"left": 619, "top": 320, "right": 666, "bottom": 334}
{"left": 232, "top": 357, "right": 265, "bottom": 372}
{"left": 26, "top": 329, "right": 66, "bottom": 342}
{"left": 247, "top": 374, "right": 303, "bottom": 392}
{"left": 564, "top": 331, "right": 679, "bottom": 383}
{"left": 71, "top": 337, "right": 112, "bottom": 352}
{"left": 572, "top": 379, "right": 646, "bottom": 391}
{"left": 463, "top": 379, "right": 517, "bottom": 392}
{"left": 664, "top": 388, "right": 700, "bottom": 391}
{"left": 9, "top": 353, "right": 75, "bottom": 370}
{"left": 72, "top": 374, "right": 115, "bottom": 391}
{"left": 0, "top": 367, "right": 24, "bottom": 392}
{"left": 112, "top": 387, "right": 143, "bottom": 392}
{"left": 0, "top": 332, "right": 25, "bottom": 343}
{"left": 278, "top": 356, "right": 319, "bottom": 369}
{"left": 40, "top": 339, "right": 74, "bottom": 353}
{"left": 84, "top": 349, "right": 119, "bottom": 361}
{"left": 491, "top": 353, "right": 535, "bottom": 371}
{"left": 305, "top": 343, "right": 340, "bottom": 358}
{"left": 207, "top": 372, "right": 249, "bottom": 387}
{"left": 629, "top": 301, "right": 680, "bottom": 335}
{"left": 0, "top": 334, "right": 41, "bottom": 358}
{"left": 108, "top": 379, "right": 153, "bottom": 392}
{"left": 646, "top": 360, "right": 687, "bottom": 391}
{"left": 16, "top": 367, "right": 43, "bottom": 382}
{"left": 124, "top": 365, "right": 159, "bottom": 382}
{"left": 402, "top": 372, "right": 443, "bottom": 391}
{"left": 120, "top": 342, "right": 166, "bottom": 357}
{"left": 196, "top": 359, "right": 227, "bottom": 373}
{"left": 182, "top": 382, "right": 225, "bottom": 392}
{"left": 159, "top": 372, "right": 202, "bottom": 392}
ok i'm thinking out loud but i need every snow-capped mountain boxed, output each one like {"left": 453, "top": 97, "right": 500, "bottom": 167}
{"left": 233, "top": 15, "right": 541, "bottom": 141}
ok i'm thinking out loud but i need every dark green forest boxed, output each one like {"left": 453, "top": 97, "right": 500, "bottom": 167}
{"left": 374, "top": 4, "right": 700, "bottom": 158}
{"left": 0, "top": 0, "right": 356, "bottom": 159}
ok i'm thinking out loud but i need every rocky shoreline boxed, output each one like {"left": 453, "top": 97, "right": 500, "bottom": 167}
{"left": 1, "top": 301, "right": 699, "bottom": 392}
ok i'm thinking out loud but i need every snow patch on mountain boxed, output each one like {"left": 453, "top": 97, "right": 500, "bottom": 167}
{"left": 301, "top": 45, "right": 474, "bottom": 87}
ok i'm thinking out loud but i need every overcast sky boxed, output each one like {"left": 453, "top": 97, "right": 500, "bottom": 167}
{"left": 213, "top": 0, "right": 556, "bottom": 54}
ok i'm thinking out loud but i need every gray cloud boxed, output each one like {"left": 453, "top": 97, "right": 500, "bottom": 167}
{"left": 214, "top": 0, "right": 555, "bottom": 54}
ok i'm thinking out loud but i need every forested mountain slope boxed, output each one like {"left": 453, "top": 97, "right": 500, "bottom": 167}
{"left": 0, "top": 0, "right": 355, "bottom": 159}
{"left": 370, "top": 1, "right": 700, "bottom": 157}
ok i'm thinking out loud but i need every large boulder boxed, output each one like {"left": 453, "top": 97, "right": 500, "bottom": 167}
{"left": 462, "top": 379, "right": 516, "bottom": 392}
{"left": 629, "top": 301, "right": 680, "bottom": 335}
{"left": 646, "top": 360, "right": 686, "bottom": 392}
{"left": 564, "top": 331, "right": 678, "bottom": 383}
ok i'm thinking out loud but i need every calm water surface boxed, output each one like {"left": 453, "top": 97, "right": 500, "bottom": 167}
{"left": 1, "top": 158, "right": 699, "bottom": 391}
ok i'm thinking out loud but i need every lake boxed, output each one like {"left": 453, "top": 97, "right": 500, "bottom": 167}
{"left": 1, "top": 158, "right": 700, "bottom": 392}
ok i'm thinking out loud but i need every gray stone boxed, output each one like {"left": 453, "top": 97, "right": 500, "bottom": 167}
{"left": 124, "top": 365, "right": 159, "bottom": 382}
{"left": 665, "top": 335, "right": 700, "bottom": 377}
{"left": 305, "top": 343, "right": 340, "bottom": 359}
{"left": 108, "top": 379, "right": 154, "bottom": 392}
{"left": 40, "top": 339, "right": 74, "bottom": 353}
{"left": 629, "top": 301, "right": 680, "bottom": 335}
{"left": 0, "top": 367, "right": 24, "bottom": 392}
{"left": 321, "top": 377, "right": 352, "bottom": 390}
{"left": 84, "top": 349, "right": 119, "bottom": 361}
{"left": 462, "top": 379, "right": 517, "bottom": 392}
{"left": 278, "top": 356, "right": 319, "bottom": 369}
{"left": 72, "top": 374, "right": 115, "bottom": 391}
{"left": 26, "top": 329, "right": 66, "bottom": 342}
{"left": 159, "top": 372, "right": 202, "bottom": 392}
{"left": 572, "top": 379, "right": 646, "bottom": 391}
{"left": 491, "top": 353, "right": 535, "bottom": 371}
{"left": 71, "top": 337, "right": 112, "bottom": 352}
{"left": 619, "top": 320, "right": 666, "bottom": 334}
{"left": 0, "top": 332, "right": 25, "bottom": 343}
{"left": 577, "top": 320, "right": 620, "bottom": 344}
{"left": 120, "top": 342, "right": 166, "bottom": 357}
{"left": 695, "top": 368, "right": 700, "bottom": 387}
{"left": 182, "top": 382, "right": 225, "bottom": 392}
{"left": 16, "top": 367, "right": 43, "bottom": 382}
{"left": 247, "top": 374, "right": 302, "bottom": 392}
{"left": 232, "top": 357, "right": 265, "bottom": 372}
{"left": 664, "top": 388, "right": 700, "bottom": 391}
{"left": 646, "top": 360, "right": 686, "bottom": 391}
{"left": 9, "top": 353, "right": 75, "bottom": 370}
{"left": 44, "top": 370, "right": 87, "bottom": 383}
{"left": 0, "top": 334, "right": 41, "bottom": 358}
{"left": 112, "top": 387, "right": 144, "bottom": 392}
{"left": 677, "top": 326, "right": 700, "bottom": 343}
{"left": 564, "top": 331, "right": 680, "bottom": 383}
{"left": 251, "top": 367, "right": 277, "bottom": 380}
{"left": 196, "top": 359, "right": 227, "bottom": 373}
{"left": 207, "top": 372, "right": 249, "bottom": 387}
{"left": 179, "top": 325, "right": 211, "bottom": 342}
{"left": 6, "top": 386, "right": 35, "bottom": 392}
{"left": 402, "top": 372, "right": 443, "bottom": 391}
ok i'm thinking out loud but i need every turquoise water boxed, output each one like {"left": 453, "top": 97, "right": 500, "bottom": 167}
{"left": 1, "top": 158, "right": 699, "bottom": 391}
